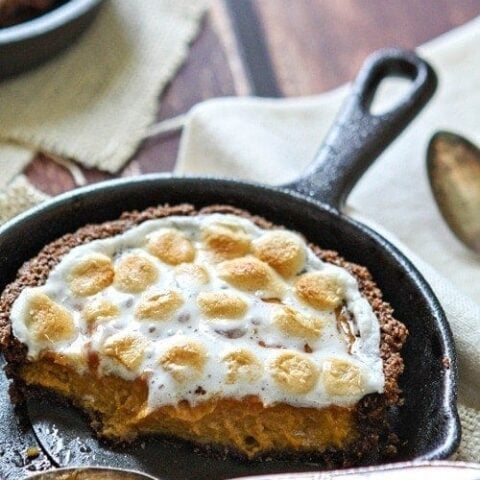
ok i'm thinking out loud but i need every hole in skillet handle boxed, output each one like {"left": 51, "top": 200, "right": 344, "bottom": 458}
{"left": 368, "top": 77, "right": 414, "bottom": 116}
{"left": 283, "top": 48, "right": 437, "bottom": 211}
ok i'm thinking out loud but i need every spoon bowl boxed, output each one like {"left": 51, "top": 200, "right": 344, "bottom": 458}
{"left": 28, "top": 467, "right": 157, "bottom": 480}
{"left": 427, "top": 130, "right": 480, "bottom": 253}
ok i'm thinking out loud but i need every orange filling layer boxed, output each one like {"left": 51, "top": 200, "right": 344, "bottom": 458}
{"left": 21, "top": 358, "right": 358, "bottom": 458}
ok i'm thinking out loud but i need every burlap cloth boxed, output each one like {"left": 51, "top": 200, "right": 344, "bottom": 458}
{"left": 0, "top": 6, "right": 479, "bottom": 463}
{"left": 0, "top": 0, "right": 209, "bottom": 180}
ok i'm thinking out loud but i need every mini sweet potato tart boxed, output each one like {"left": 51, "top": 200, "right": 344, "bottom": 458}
{"left": 0, "top": 204, "right": 407, "bottom": 463}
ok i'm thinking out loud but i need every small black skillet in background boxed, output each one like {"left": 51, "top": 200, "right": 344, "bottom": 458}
{"left": 0, "top": 0, "right": 105, "bottom": 80}
{"left": 0, "top": 49, "right": 459, "bottom": 479}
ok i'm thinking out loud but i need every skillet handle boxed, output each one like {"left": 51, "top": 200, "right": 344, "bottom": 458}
{"left": 282, "top": 48, "right": 437, "bottom": 211}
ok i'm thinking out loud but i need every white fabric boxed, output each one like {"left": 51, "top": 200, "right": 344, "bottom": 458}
{"left": 176, "top": 16, "right": 480, "bottom": 460}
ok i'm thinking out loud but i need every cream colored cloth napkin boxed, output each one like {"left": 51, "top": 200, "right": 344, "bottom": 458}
{"left": 0, "top": 144, "right": 35, "bottom": 188}
{"left": 175, "top": 16, "right": 480, "bottom": 460}
{"left": 0, "top": 175, "right": 49, "bottom": 223}
{"left": 0, "top": 0, "right": 208, "bottom": 173}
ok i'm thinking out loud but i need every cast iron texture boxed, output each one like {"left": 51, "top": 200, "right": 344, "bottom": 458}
{"left": 0, "top": 0, "right": 105, "bottom": 80}
{"left": 0, "top": 49, "right": 459, "bottom": 479}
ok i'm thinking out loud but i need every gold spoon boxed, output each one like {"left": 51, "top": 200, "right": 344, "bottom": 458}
{"left": 427, "top": 130, "right": 480, "bottom": 253}
{"left": 27, "top": 467, "right": 157, "bottom": 480}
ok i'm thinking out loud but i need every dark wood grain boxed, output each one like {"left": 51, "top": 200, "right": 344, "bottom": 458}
{"left": 225, "top": 0, "right": 281, "bottom": 97}
{"left": 25, "top": 154, "right": 110, "bottom": 195}
{"left": 257, "top": 0, "right": 480, "bottom": 95}
{"left": 134, "top": 11, "right": 239, "bottom": 175}
{"left": 25, "top": 0, "right": 480, "bottom": 195}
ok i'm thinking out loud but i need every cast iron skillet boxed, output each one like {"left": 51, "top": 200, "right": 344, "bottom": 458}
{"left": 0, "top": 0, "right": 105, "bottom": 80}
{"left": 0, "top": 49, "right": 459, "bottom": 480}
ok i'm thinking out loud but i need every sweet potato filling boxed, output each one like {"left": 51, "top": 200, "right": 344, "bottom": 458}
{"left": 21, "top": 358, "right": 357, "bottom": 458}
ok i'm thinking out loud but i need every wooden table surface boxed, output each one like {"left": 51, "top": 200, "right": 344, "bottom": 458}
{"left": 25, "top": 0, "right": 480, "bottom": 195}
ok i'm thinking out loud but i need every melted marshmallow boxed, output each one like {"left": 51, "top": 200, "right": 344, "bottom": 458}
{"left": 11, "top": 214, "right": 384, "bottom": 409}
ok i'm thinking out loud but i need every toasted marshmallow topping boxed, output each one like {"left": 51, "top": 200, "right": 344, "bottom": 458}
{"left": 11, "top": 214, "right": 384, "bottom": 409}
